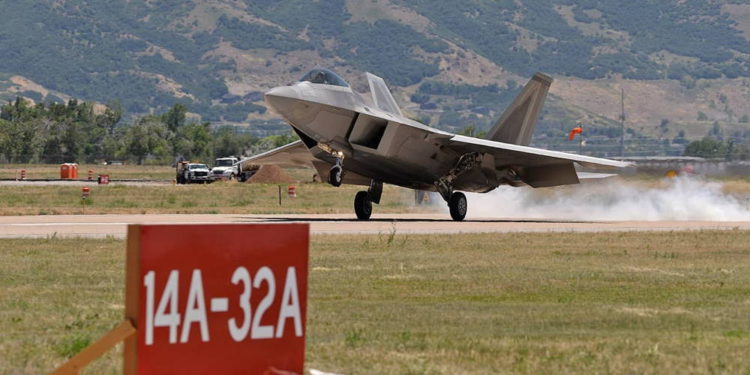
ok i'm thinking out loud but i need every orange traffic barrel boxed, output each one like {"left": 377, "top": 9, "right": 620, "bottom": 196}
{"left": 288, "top": 185, "right": 297, "bottom": 198}
{"left": 20, "top": 169, "right": 26, "bottom": 180}
{"left": 81, "top": 186, "right": 91, "bottom": 199}
{"left": 87, "top": 169, "right": 94, "bottom": 180}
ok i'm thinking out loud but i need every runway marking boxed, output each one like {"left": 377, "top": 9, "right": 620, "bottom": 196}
{"left": 1, "top": 222, "right": 128, "bottom": 226}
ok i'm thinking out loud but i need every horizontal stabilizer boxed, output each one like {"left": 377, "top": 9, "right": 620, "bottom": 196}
{"left": 577, "top": 172, "right": 619, "bottom": 181}
{"left": 520, "top": 162, "right": 579, "bottom": 188}
{"left": 237, "top": 140, "right": 314, "bottom": 169}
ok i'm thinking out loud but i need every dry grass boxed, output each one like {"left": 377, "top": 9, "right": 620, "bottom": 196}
{"left": 0, "top": 164, "right": 321, "bottom": 183}
{"left": 1, "top": 231, "right": 749, "bottom": 374}
{"left": 0, "top": 164, "right": 436, "bottom": 216}
{"left": 0, "top": 164, "right": 176, "bottom": 181}
{"left": 3, "top": 166, "right": 750, "bottom": 216}
{"left": 0, "top": 181, "right": 435, "bottom": 216}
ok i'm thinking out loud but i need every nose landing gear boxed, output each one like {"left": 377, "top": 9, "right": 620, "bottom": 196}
{"left": 329, "top": 165, "right": 343, "bottom": 187}
{"left": 321, "top": 146, "right": 345, "bottom": 187}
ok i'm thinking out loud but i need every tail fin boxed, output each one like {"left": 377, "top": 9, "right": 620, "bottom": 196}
{"left": 486, "top": 73, "right": 552, "bottom": 146}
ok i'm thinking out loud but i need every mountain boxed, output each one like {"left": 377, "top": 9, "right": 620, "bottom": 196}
{"left": 3, "top": 0, "right": 750, "bottom": 154}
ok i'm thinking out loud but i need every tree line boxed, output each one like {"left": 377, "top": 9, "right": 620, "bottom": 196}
{"left": 0, "top": 97, "right": 296, "bottom": 165}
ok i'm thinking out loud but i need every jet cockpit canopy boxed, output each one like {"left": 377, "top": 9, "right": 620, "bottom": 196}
{"left": 299, "top": 68, "right": 350, "bottom": 87}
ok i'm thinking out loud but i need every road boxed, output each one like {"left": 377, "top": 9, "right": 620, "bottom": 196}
{"left": 0, "top": 214, "right": 748, "bottom": 238}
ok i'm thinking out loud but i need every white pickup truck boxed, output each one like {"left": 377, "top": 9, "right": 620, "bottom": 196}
{"left": 176, "top": 162, "right": 212, "bottom": 184}
{"left": 210, "top": 157, "right": 241, "bottom": 181}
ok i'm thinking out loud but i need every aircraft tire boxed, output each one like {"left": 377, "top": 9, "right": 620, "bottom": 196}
{"left": 449, "top": 192, "right": 467, "bottom": 221}
{"left": 329, "top": 165, "right": 343, "bottom": 187}
{"left": 354, "top": 191, "right": 372, "bottom": 220}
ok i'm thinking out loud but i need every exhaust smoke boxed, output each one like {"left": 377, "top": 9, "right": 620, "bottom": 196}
{"left": 463, "top": 177, "right": 750, "bottom": 221}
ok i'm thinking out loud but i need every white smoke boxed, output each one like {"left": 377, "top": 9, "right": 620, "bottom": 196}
{"left": 463, "top": 177, "right": 750, "bottom": 221}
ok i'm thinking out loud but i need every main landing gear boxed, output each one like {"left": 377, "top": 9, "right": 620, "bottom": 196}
{"left": 434, "top": 152, "right": 481, "bottom": 221}
{"left": 448, "top": 192, "right": 467, "bottom": 221}
{"left": 354, "top": 191, "right": 372, "bottom": 220}
{"left": 353, "top": 180, "right": 382, "bottom": 220}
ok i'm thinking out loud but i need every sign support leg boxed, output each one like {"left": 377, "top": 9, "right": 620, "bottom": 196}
{"left": 51, "top": 320, "right": 136, "bottom": 375}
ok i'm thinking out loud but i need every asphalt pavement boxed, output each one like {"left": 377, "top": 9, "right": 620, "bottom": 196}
{"left": 0, "top": 213, "right": 747, "bottom": 238}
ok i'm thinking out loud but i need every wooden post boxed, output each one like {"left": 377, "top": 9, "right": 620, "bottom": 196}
{"left": 123, "top": 225, "right": 141, "bottom": 375}
{"left": 278, "top": 185, "right": 282, "bottom": 206}
{"left": 50, "top": 320, "right": 136, "bottom": 375}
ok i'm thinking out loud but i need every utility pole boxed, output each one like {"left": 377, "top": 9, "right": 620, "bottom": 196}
{"left": 620, "top": 88, "right": 625, "bottom": 159}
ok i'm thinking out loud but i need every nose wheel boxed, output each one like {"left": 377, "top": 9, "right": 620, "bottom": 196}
{"left": 448, "top": 192, "right": 467, "bottom": 221}
{"left": 329, "top": 165, "right": 343, "bottom": 187}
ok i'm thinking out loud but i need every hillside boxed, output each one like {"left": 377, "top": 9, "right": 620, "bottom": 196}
{"left": 3, "top": 0, "right": 750, "bottom": 155}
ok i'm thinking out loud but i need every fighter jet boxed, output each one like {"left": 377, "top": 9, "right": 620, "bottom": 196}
{"left": 249, "top": 68, "right": 628, "bottom": 221}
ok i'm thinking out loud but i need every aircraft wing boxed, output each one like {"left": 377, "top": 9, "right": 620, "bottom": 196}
{"left": 445, "top": 135, "right": 631, "bottom": 187}
{"left": 237, "top": 140, "right": 315, "bottom": 169}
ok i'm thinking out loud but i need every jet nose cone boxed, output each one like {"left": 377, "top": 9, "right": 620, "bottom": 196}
{"left": 264, "top": 84, "right": 318, "bottom": 126}
{"left": 264, "top": 86, "right": 298, "bottom": 110}
{"left": 265, "top": 85, "right": 297, "bottom": 99}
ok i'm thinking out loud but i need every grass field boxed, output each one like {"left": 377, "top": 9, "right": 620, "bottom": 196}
{"left": 0, "top": 164, "right": 177, "bottom": 181}
{"left": 1, "top": 231, "right": 749, "bottom": 374}
{"left": 0, "top": 164, "right": 439, "bottom": 216}
{"left": 0, "top": 182, "right": 436, "bottom": 216}
{"left": 2, "top": 172, "right": 750, "bottom": 217}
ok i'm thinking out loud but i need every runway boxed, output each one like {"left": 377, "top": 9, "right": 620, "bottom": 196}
{"left": 0, "top": 214, "right": 748, "bottom": 238}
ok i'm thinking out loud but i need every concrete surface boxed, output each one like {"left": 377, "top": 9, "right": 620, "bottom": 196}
{"left": 0, "top": 214, "right": 748, "bottom": 238}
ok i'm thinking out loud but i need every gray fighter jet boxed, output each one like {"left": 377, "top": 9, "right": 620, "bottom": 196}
{"left": 249, "top": 68, "right": 628, "bottom": 221}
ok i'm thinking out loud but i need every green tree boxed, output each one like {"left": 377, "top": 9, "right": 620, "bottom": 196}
{"left": 684, "top": 137, "right": 726, "bottom": 158}
{"left": 124, "top": 117, "right": 171, "bottom": 165}
{"left": 163, "top": 103, "right": 187, "bottom": 133}
{"left": 0, "top": 117, "right": 45, "bottom": 162}
{"left": 176, "top": 122, "right": 212, "bottom": 162}
{"left": 212, "top": 127, "right": 255, "bottom": 158}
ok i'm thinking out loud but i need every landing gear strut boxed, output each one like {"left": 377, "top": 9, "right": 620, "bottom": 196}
{"left": 329, "top": 154, "right": 344, "bottom": 187}
{"left": 353, "top": 180, "right": 382, "bottom": 220}
{"left": 434, "top": 152, "right": 481, "bottom": 221}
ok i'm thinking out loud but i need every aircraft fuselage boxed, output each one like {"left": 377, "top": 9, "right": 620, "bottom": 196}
{"left": 265, "top": 82, "right": 491, "bottom": 192}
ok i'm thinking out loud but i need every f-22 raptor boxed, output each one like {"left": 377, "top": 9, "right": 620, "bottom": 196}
{"left": 249, "top": 68, "right": 628, "bottom": 221}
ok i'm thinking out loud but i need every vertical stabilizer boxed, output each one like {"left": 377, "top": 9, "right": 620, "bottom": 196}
{"left": 366, "top": 72, "right": 403, "bottom": 116}
{"left": 487, "top": 73, "right": 552, "bottom": 145}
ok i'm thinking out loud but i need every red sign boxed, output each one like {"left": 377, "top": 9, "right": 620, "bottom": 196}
{"left": 124, "top": 224, "right": 309, "bottom": 375}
